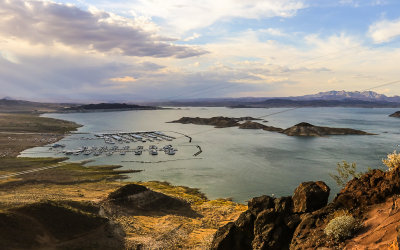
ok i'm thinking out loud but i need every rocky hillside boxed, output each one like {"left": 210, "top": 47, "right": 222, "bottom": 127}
{"left": 211, "top": 162, "right": 400, "bottom": 249}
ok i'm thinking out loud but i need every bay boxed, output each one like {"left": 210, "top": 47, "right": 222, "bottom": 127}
{"left": 20, "top": 107, "right": 400, "bottom": 203}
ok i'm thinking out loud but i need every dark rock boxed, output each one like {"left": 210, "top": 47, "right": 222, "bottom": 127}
{"left": 211, "top": 211, "right": 255, "bottom": 250}
{"left": 389, "top": 111, "right": 400, "bottom": 118}
{"left": 252, "top": 208, "right": 299, "bottom": 250}
{"left": 293, "top": 181, "right": 330, "bottom": 213}
{"left": 274, "top": 196, "right": 293, "bottom": 213}
{"left": 248, "top": 195, "right": 275, "bottom": 215}
{"left": 290, "top": 206, "right": 334, "bottom": 249}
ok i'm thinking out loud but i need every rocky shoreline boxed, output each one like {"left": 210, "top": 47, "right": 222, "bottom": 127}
{"left": 211, "top": 163, "right": 400, "bottom": 249}
{"left": 0, "top": 113, "right": 245, "bottom": 249}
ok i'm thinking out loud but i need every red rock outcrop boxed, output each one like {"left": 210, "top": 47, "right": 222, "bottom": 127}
{"left": 212, "top": 166, "right": 400, "bottom": 249}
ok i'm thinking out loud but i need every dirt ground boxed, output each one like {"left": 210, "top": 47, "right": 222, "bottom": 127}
{"left": 0, "top": 113, "right": 80, "bottom": 157}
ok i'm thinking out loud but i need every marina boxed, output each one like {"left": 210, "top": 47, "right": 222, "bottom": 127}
{"left": 49, "top": 131, "right": 182, "bottom": 158}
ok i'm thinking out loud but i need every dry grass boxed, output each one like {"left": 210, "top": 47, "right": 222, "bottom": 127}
{"left": 0, "top": 159, "right": 246, "bottom": 249}
{"left": 115, "top": 181, "right": 247, "bottom": 249}
{"left": 0, "top": 113, "right": 80, "bottom": 157}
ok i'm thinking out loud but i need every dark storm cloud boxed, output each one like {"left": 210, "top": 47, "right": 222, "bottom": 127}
{"left": 0, "top": 0, "right": 207, "bottom": 58}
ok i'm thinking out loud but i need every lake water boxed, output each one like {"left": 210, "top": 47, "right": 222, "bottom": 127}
{"left": 20, "top": 107, "right": 400, "bottom": 203}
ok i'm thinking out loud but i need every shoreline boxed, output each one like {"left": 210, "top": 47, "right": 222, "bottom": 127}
{"left": 0, "top": 112, "right": 245, "bottom": 249}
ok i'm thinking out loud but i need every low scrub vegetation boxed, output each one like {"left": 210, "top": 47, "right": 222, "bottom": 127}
{"left": 383, "top": 150, "right": 400, "bottom": 170}
{"left": 329, "top": 161, "right": 361, "bottom": 188}
{"left": 324, "top": 212, "right": 361, "bottom": 241}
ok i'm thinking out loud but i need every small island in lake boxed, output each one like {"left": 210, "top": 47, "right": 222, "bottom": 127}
{"left": 389, "top": 111, "right": 400, "bottom": 118}
{"left": 170, "top": 117, "right": 373, "bottom": 136}
{"left": 169, "top": 116, "right": 261, "bottom": 128}
{"left": 282, "top": 122, "right": 374, "bottom": 136}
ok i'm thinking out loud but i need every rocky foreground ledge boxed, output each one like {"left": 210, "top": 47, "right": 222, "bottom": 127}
{"left": 211, "top": 165, "right": 400, "bottom": 249}
{"left": 170, "top": 117, "right": 373, "bottom": 136}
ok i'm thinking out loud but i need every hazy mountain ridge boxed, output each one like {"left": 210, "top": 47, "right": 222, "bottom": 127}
{"left": 292, "top": 90, "right": 400, "bottom": 102}
{"left": 148, "top": 90, "right": 400, "bottom": 107}
{"left": 3, "top": 90, "right": 400, "bottom": 109}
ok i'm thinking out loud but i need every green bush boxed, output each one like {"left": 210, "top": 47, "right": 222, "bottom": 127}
{"left": 329, "top": 161, "right": 361, "bottom": 188}
{"left": 324, "top": 215, "right": 360, "bottom": 241}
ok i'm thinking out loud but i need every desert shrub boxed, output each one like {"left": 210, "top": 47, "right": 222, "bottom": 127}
{"left": 383, "top": 151, "right": 400, "bottom": 170}
{"left": 329, "top": 161, "right": 361, "bottom": 188}
{"left": 324, "top": 215, "right": 360, "bottom": 241}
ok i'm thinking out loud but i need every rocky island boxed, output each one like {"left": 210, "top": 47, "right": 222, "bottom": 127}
{"left": 389, "top": 111, "right": 400, "bottom": 118}
{"left": 282, "top": 122, "right": 374, "bottom": 136}
{"left": 169, "top": 116, "right": 261, "bottom": 128}
{"left": 170, "top": 117, "right": 373, "bottom": 136}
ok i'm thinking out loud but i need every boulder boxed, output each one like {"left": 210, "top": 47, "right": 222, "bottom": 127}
{"left": 212, "top": 195, "right": 298, "bottom": 250}
{"left": 293, "top": 181, "right": 330, "bottom": 213}
{"left": 211, "top": 211, "right": 254, "bottom": 250}
{"left": 248, "top": 195, "right": 275, "bottom": 215}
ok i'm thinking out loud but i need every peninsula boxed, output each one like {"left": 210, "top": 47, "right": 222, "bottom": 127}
{"left": 62, "top": 103, "right": 159, "bottom": 112}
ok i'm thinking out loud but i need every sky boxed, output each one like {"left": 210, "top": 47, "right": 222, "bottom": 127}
{"left": 1, "top": 0, "right": 400, "bottom": 102}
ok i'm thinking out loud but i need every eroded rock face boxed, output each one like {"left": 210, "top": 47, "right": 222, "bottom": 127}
{"left": 333, "top": 167, "right": 400, "bottom": 212}
{"left": 293, "top": 181, "right": 330, "bottom": 213}
{"left": 211, "top": 181, "right": 330, "bottom": 250}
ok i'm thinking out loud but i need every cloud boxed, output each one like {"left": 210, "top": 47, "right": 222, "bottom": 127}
{"left": 262, "top": 28, "right": 287, "bottom": 37}
{"left": 110, "top": 0, "right": 306, "bottom": 33}
{"left": 0, "top": 0, "right": 206, "bottom": 58}
{"left": 183, "top": 33, "right": 201, "bottom": 41}
{"left": 339, "top": 0, "right": 388, "bottom": 7}
{"left": 369, "top": 18, "right": 400, "bottom": 43}
{"left": 109, "top": 76, "right": 137, "bottom": 82}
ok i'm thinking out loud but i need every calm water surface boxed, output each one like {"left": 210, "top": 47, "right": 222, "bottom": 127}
{"left": 21, "top": 107, "right": 400, "bottom": 203}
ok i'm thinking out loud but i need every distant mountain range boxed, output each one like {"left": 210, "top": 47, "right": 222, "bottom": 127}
{"left": 3, "top": 90, "right": 400, "bottom": 110}
{"left": 290, "top": 90, "right": 400, "bottom": 102}
{"left": 147, "top": 90, "right": 400, "bottom": 108}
